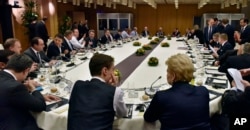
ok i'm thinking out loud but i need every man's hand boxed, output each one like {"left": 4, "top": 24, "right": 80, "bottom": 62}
{"left": 241, "top": 80, "right": 250, "bottom": 87}
{"left": 24, "top": 78, "right": 37, "bottom": 92}
{"left": 64, "top": 49, "right": 69, "bottom": 54}
{"left": 49, "top": 60, "right": 57, "bottom": 66}
{"left": 43, "top": 94, "right": 61, "bottom": 102}
{"left": 240, "top": 68, "right": 250, "bottom": 77}
{"left": 212, "top": 52, "right": 219, "bottom": 58}
{"left": 214, "top": 61, "right": 220, "bottom": 66}
{"left": 108, "top": 73, "right": 119, "bottom": 87}
{"left": 30, "top": 63, "right": 38, "bottom": 72}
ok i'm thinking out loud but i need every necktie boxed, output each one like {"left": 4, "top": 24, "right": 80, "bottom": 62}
{"left": 68, "top": 41, "right": 73, "bottom": 51}
{"left": 208, "top": 27, "right": 212, "bottom": 40}
{"left": 241, "top": 27, "right": 244, "bottom": 33}
{"left": 36, "top": 52, "right": 42, "bottom": 64}
{"left": 145, "top": 31, "right": 147, "bottom": 36}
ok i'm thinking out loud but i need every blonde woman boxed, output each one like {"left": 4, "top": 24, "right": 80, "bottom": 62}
{"left": 144, "top": 54, "right": 210, "bottom": 130}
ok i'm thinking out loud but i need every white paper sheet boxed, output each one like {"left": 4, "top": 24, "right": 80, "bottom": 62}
{"left": 209, "top": 45, "right": 217, "bottom": 54}
{"left": 227, "top": 68, "right": 245, "bottom": 92}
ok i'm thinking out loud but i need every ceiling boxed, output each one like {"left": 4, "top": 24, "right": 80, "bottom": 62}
{"left": 133, "top": 0, "right": 221, "bottom": 4}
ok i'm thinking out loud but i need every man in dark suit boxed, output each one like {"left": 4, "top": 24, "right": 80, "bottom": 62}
{"left": 100, "top": 29, "right": 113, "bottom": 44}
{"left": 24, "top": 37, "right": 55, "bottom": 65}
{"left": 213, "top": 33, "right": 234, "bottom": 66}
{"left": 62, "top": 30, "right": 76, "bottom": 58}
{"left": 210, "top": 33, "right": 220, "bottom": 48}
{"left": 156, "top": 27, "right": 165, "bottom": 37}
{"left": 214, "top": 18, "right": 224, "bottom": 33}
{"left": 0, "top": 54, "right": 59, "bottom": 130}
{"left": 82, "top": 19, "right": 89, "bottom": 37}
{"left": 47, "top": 34, "right": 69, "bottom": 60}
{"left": 0, "top": 50, "right": 14, "bottom": 70}
{"left": 84, "top": 30, "right": 98, "bottom": 48}
{"left": 192, "top": 25, "right": 205, "bottom": 44}
{"left": 35, "top": 18, "right": 49, "bottom": 51}
{"left": 68, "top": 53, "right": 127, "bottom": 130}
{"left": 237, "top": 18, "right": 250, "bottom": 45}
{"left": 172, "top": 28, "right": 180, "bottom": 37}
{"left": 141, "top": 26, "right": 150, "bottom": 37}
{"left": 221, "top": 18, "right": 235, "bottom": 48}
{"left": 204, "top": 18, "right": 216, "bottom": 47}
{"left": 219, "top": 43, "right": 250, "bottom": 82}
{"left": 114, "top": 29, "right": 123, "bottom": 41}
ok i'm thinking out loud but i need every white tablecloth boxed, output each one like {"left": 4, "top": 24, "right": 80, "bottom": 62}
{"left": 33, "top": 37, "right": 227, "bottom": 130}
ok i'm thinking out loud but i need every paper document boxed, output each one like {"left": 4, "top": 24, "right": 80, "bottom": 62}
{"left": 209, "top": 45, "right": 216, "bottom": 54}
{"left": 227, "top": 68, "right": 245, "bottom": 92}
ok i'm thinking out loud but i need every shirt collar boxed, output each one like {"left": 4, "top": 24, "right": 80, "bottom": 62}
{"left": 222, "top": 41, "right": 227, "bottom": 46}
{"left": 92, "top": 76, "right": 105, "bottom": 83}
{"left": 3, "top": 69, "right": 17, "bottom": 80}
{"left": 31, "top": 47, "right": 39, "bottom": 54}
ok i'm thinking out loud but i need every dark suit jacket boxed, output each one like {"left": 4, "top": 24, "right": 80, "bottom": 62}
{"left": 217, "top": 41, "right": 234, "bottom": 57}
{"left": 62, "top": 38, "right": 75, "bottom": 52}
{"left": 240, "top": 25, "right": 250, "bottom": 44}
{"left": 84, "top": 37, "right": 98, "bottom": 48}
{"left": 24, "top": 47, "right": 50, "bottom": 63}
{"left": 47, "top": 42, "right": 61, "bottom": 59}
{"left": 0, "top": 71, "right": 46, "bottom": 130}
{"left": 221, "top": 24, "right": 235, "bottom": 47}
{"left": 155, "top": 31, "right": 165, "bottom": 37}
{"left": 114, "top": 33, "right": 122, "bottom": 41}
{"left": 141, "top": 30, "right": 150, "bottom": 37}
{"left": 204, "top": 26, "right": 216, "bottom": 45}
{"left": 210, "top": 41, "right": 220, "bottom": 48}
{"left": 100, "top": 35, "right": 112, "bottom": 44}
{"left": 194, "top": 29, "right": 205, "bottom": 44}
{"left": 144, "top": 81, "right": 210, "bottom": 130}
{"left": 172, "top": 31, "right": 180, "bottom": 37}
{"left": 222, "top": 87, "right": 250, "bottom": 117}
{"left": 68, "top": 79, "right": 116, "bottom": 130}
{"left": 219, "top": 53, "right": 250, "bottom": 82}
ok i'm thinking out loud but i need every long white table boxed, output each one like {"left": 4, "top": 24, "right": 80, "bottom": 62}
{"left": 33, "top": 37, "right": 227, "bottom": 130}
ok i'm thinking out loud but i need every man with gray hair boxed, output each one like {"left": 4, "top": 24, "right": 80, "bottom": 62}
{"left": 219, "top": 43, "right": 250, "bottom": 82}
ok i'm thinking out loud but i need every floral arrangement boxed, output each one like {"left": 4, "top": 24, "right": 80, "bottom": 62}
{"left": 159, "top": 35, "right": 165, "bottom": 38}
{"left": 142, "top": 44, "right": 152, "bottom": 50}
{"left": 161, "top": 42, "right": 170, "bottom": 47}
{"left": 135, "top": 48, "right": 145, "bottom": 56}
{"left": 114, "top": 69, "right": 121, "bottom": 82}
{"left": 59, "top": 15, "right": 72, "bottom": 34}
{"left": 150, "top": 40, "right": 158, "bottom": 45}
{"left": 167, "top": 35, "right": 172, "bottom": 40}
{"left": 133, "top": 41, "right": 141, "bottom": 46}
{"left": 148, "top": 57, "right": 159, "bottom": 66}
{"left": 154, "top": 38, "right": 160, "bottom": 42}
{"left": 21, "top": 0, "right": 39, "bottom": 27}
{"left": 148, "top": 36, "right": 152, "bottom": 40}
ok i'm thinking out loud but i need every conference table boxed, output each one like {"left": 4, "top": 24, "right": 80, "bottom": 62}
{"left": 33, "top": 37, "right": 228, "bottom": 130}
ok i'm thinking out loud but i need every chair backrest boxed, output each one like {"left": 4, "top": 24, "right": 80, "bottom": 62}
{"left": 0, "top": 44, "right": 4, "bottom": 50}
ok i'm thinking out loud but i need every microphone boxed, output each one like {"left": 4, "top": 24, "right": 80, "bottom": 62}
{"left": 150, "top": 76, "right": 162, "bottom": 90}
{"left": 145, "top": 76, "right": 162, "bottom": 98}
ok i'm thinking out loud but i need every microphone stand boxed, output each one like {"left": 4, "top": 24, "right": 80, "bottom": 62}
{"left": 145, "top": 76, "right": 162, "bottom": 98}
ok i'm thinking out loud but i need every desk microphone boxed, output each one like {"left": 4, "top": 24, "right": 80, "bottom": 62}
{"left": 145, "top": 76, "right": 162, "bottom": 98}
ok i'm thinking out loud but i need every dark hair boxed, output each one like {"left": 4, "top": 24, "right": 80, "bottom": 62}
{"left": 5, "top": 54, "right": 33, "bottom": 72}
{"left": 54, "top": 33, "right": 64, "bottom": 39}
{"left": 31, "top": 37, "right": 42, "bottom": 47}
{"left": 64, "top": 30, "right": 73, "bottom": 36}
{"left": 221, "top": 18, "right": 229, "bottom": 24}
{"left": 240, "top": 18, "right": 249, "bottom": 24}
{"left": 4, "top": 38, "right": 19, "bottom": 50}
{"left": 118, "top": 29, "right": 122, "bottom": 32}
{"left": 214, "top": 18, "right": 218, "bottom": 21}
{"left": 0, "top": 50, "right": 15, "bottom": 63}
{"left": 89, "top": 53, "right": 114, "bottom": 76}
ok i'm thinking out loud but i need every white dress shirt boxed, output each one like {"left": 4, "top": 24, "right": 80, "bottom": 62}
{"left": 92, "top": 76, "right": 127, "bottom": 117}
{"left": 130, "top": 30, "right": 138, "bottom": 37}
{"left": 70, "top": 36, "right": 84, "bottom": 49}
{"left": 121, "top": 31, "right": 130, "bottom": 39}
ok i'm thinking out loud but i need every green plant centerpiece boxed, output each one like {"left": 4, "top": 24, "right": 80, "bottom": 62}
{"left": 135, "top": 48, "right": 145, "bottom": 56}
{"left": 21, "top": 0, "right": 39, "bottom": 27}
{"left": 142, "top": 44, "right": 152, "bottom": 50}
{"left": 159, "top": 35, "right": 165, "bottom": 38}
{"left": 161, "top": 42, "right": 170, "bottom": 47}
{"left": 59, "top": 15, "right": 72, "bottom": 34}
{"left": 133, "top": 41, "right": 141, "bottom": 46}
{"left": 167, "top": 35, "right": 172, "bottom": 40}
{"left": 148, "top": 36, "right": 152, "bottom": 40}
{"left": 154, "top": 38, "right": 160, "bottom": 42}
{"left": 150, "top": 40, "right": 158, "bottom": 45}
{"left": 148, "top": 57, "right": 159, "bottom": 66}
{"left": 114, "top": 69, "right": 121, "bottom": 82}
